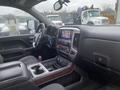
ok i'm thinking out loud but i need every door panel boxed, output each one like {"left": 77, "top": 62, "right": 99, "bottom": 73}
{"left": 0, "top": 34, "right": 34, "bottom": 62}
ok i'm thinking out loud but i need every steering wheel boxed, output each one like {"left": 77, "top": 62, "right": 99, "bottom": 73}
{"left": 33, "top": 23, "right": 46, "bottom": 48}
{"left": 33, "top": 33, "right": 42, "bottom": 48}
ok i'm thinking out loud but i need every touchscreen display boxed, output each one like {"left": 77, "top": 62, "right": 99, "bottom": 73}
{"left": 60, "top": 30, "right": 72, "bottom": 40}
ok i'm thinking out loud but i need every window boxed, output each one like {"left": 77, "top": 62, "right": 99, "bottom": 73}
{"left": 83, "top": 12, "right": 88, "bottom": 19}
{"left": 88, "top": 11, "right": 100, "bottom": 17}
{"left": 73, "top": 33, "right": 80, "bottom": 50}
{"left": 0, "top": 6, "right": 36, "bottom": 37}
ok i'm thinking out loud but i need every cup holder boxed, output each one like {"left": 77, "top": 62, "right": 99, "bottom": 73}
{"left": 28, "top": 63, "right": 49, "bottom": 78}
{"left": 31, "top": 65, "right": 44, "bottom": 75}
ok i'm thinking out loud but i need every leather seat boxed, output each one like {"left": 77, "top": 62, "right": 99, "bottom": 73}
{"left": 19, "top": 56, "right": 39, "bottom": 66}
{"left": 40, "top": 84, "right": 66, "bottom": 90}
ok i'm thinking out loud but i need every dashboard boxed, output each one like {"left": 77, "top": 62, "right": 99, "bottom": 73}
{"left": 74, "top": 25, "right": 120, "bottom": 84}
{"left": 57, "top": 27, "right": 80, "bottom": 60}
{"left": 56, "top": 25, "right": 120, "bottom": 84}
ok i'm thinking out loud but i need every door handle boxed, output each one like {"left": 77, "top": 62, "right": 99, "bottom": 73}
{"left": 93, "top": 52, "right": 110, "bottom": 67}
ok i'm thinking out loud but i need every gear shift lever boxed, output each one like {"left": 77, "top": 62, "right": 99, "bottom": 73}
{"left": 32, "top": 65, "right": 44, "bottom": 75}
{"left": 56, "top": 56, "right": 68, "bottom": 67}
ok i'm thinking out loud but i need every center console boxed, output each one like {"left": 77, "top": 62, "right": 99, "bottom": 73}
{"left": 57, "top": 27, "right": 80, "bottom": 60}
{"left": 27, "top": 56, "right": 74, "bottom": 86}
{"left": 57, "top": 29, "right": 73, "bottom": 55}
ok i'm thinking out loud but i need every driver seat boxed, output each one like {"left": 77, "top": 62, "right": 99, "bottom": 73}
{"left": 19, "top": 55, "right": 39, "bottom": 66}
{"left": 40, "top": 84, "right": 66, "bottom": 90}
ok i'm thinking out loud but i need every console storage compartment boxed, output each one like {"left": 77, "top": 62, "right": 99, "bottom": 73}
{"left": 42, "top": 56, "right": 70, "bottom": 72}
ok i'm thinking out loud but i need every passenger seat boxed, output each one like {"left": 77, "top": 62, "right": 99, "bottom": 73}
{"left": 41, "top": 84, "right": 66, "bottom": 90}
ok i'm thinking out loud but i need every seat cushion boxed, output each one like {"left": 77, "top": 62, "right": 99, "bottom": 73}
{"left": 19, "top": 56, "right": 39, "bottom": 66}
{"left": 40, "top": 84, "right": 66, "bottom": 90}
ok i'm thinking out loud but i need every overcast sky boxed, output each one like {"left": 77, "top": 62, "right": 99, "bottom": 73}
{"left": 0, "top": 0, "right": 117, "bottom": 15}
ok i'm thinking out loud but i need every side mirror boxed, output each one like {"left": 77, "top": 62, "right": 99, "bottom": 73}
{"left": 27, "top": 20, "right": 38, "bottom": 34}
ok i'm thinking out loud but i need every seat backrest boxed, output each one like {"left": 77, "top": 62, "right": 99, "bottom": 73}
{"left": 0, "top": 54, "right": 3, "bottom": 63}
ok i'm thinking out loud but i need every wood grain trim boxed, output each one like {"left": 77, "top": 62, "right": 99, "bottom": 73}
{"left": 33, "top": 64, "right": 75, "bottom": 86}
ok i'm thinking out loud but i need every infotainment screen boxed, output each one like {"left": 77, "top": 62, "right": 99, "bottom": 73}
{"left": 58, "top": 29, "right": 73, "bottom": 48}
{"left": 59, "top": 30, "right": 72, "bottom": 40}
{"left": 57, "top": 29, "right": 73, "bottom": 54}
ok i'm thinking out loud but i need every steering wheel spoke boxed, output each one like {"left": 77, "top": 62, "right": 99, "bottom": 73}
{"left": 33, "top": 33, "right": 42, "bottom": 48}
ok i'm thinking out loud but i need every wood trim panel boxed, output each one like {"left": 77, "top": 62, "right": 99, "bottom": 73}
{"left": 33, "top": 64, "right": 75, "bottom": 86}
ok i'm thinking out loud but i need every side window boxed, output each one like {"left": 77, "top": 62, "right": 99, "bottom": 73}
{"left": 0, "top": 6, "right": 36, "bottom": 37}
{"left": 83, "top": 12, "right": 88, "bottom": 19}
{"left": 73, "top": 33, "right": 80, "bottom": 50}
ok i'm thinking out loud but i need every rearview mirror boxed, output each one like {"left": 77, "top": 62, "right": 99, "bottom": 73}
{"left": 54, "top": 0, "right": 70, "bottom": 11}
{"left": 54, "top": 1, "right": 63, "bottom": 11}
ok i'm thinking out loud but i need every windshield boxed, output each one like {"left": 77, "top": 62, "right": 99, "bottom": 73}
{"left": 34, "top": 0, "right": 117, "bottom": 26}
{"left": 88, "top": 10, "right": 100, "bottom": 17}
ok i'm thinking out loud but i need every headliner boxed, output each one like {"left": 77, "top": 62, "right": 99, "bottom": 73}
{"left": 0, "top": 0, "right": 47, "bottom": 9}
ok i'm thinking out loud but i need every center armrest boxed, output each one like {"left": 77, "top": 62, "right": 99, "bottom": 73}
{"left": 0, "top": 61, "right": 31, "bottom": 89}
